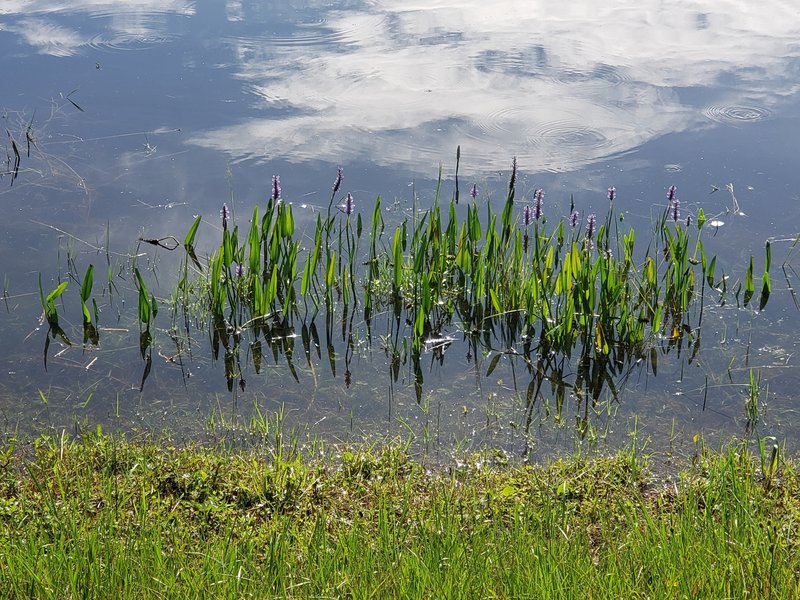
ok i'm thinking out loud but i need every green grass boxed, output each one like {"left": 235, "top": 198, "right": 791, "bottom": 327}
{"left": 0, "top": 430, "right": 798, "bottom": 598}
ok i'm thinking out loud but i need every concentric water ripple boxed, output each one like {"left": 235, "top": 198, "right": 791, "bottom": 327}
{"left": 532, "top": 121, "right": 611, "bottom": 150}
{"left": 85, "top": 31, "right": 180, "bottom": 52}
{"left": 473, "top": 107, "right": 532, "bottom": 136}
{"left": 701, "top": 104, "right": 771, "bottom": 124}
{"left": 269, "top": 14, "right": 389, "bottom": 48}
{"left": 552, "top": 63, "right": 630, "bottom": 87}
{"left": 475, "top": 49, "right": 546, "bottom": 79}
{"left": 84, "top": 4, "right": 192, "bottom": 47}
{"left": 475, "top": 49, "right": 631, "bottom": 89}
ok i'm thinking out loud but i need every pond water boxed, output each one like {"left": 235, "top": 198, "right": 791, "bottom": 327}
{"left": 2, "top": 1, "right": 800, "bottom": 459}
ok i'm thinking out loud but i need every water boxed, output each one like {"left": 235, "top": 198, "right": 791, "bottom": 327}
{"left": 2, "top": 1, "right": 800, "bottom": 458}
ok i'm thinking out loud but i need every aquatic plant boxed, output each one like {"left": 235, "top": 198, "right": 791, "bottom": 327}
{"left": 79, "top": 264, "right": 98, "bottom": 345}
{"left": 38, "top": 151, "right": 772, "bottom": 431}
{"left": 157, "top": 158, "right": 726, "bottom": 418}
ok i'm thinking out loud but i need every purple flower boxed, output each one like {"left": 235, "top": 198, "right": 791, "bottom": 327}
{"left": 470, "top": 183, "right": 479, "bottom": 199}
{"left": 340, "top": 192, "right": 355, "bottom": 216}
{"left": 570, "top": 210, "right": 580, "bottom": 229}
{"left": 523, "top": 205, "right": 532, "bottom": 227}
{"left": 585, "top": 213, "right": 597, "bottom": 250}
{"left": 333, "top": 167, "right": 343, "bottom": 194}
{"left": 220, "top": 203, "right": 230, "bottom": 231}
{"left": 607, "top": 187, "right": 616, "bottom": 202}
{"left": 671, "top": 198, "right": 680, "bottom": 222}
{"left": 272, "top": 175, "right": 282, "bottom": 201}
{"left": 533, "top": 189, "right": 544, "bottom": 220}
{"left": 586, "top": 213, "right": 597, "bottom": 240}
{"left": 234, "top": 263, "right": 245, "bottom": 278}
{"left": 667, "top": 185, "right": 677, "bottom": 202}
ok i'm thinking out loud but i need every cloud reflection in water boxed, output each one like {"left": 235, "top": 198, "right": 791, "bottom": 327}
{"left": 185, "top": 1, "right": 800, "bottom": 173}
{"left": 3, "top": 0, "right": 799, "bottom": 175}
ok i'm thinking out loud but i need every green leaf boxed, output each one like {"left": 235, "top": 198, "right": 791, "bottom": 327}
{"left": 486, "top": 352, "right": 502, "bottom": 377}
{"left": 489, "top": 288, "right": 502, "bottom": 314}
{"left": 393, "top": 228, "right": 403, "bottom": 290}
{"left": 326, "top": 252, "right": 336, "bottom": 289}
{"left": 301, "top": 255, "right": 313, "bottom": 297}
{"left": 80, "top": 264, "right": 94, "bottom": 304}
{"left": 744, "top": 255, "right": 754, "bottom": 307}
{"left": 134, "top": 268, "right": 151, "bottom": 325}
{"left": 267, "top": 267, "right": 277, "bottom": 304}
{"left": 45, "top": 280, "right": 68, "bottom": 305}
{"left": 183, "top": 214, "right": 202, "bottom": 247}
{"left": 706, "top": 256, "right": 716, "bottom": 288}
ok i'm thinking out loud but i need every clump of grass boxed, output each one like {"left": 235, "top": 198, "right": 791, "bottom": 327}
{"left": 0, "top": 431, "right": 797, "bottom": 598}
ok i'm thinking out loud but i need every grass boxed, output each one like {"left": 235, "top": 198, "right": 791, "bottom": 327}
{"left": 0, "top": 429, "right": 798, "bottom": 598}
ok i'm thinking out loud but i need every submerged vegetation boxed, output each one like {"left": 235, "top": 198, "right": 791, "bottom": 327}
{"left": 0, "top": 430, "right": 797, "bottom": 598}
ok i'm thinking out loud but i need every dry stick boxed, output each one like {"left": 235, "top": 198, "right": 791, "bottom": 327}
{"left": 726, "top": 183, "right": 745, "bottom": 215}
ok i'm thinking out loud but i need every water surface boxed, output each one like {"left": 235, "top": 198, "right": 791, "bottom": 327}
{"left": 2, "top": 0, "right": 800, "bottom": 458}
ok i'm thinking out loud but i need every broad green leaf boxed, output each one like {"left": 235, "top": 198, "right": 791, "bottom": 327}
{"left": 183, "top": 214, "right": 202, "bottom": 247}
{"left": 80, "top": 264, "right": 94, "bottom": 304}
{"left": 46, "top": 280, "right": 69, "bottom": 305}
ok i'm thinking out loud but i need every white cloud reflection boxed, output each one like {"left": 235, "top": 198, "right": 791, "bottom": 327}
{"left": 3, "top": 0, "right": 798, "bottom": 175}
{"left": 0, "top": 0, "right": 194, "bottom": 16}
{"left": 2, "top": 1, "right": 194, "bottom": 55}
{"left": 7, "top": 18, "right": 85, "bottom": 56}
{"left": 188, "top": 0, "right": 800, "bottom": 174}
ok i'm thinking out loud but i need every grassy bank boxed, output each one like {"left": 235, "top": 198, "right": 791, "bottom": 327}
{"left": 0, "top": 431, "right": 798, "bottom": 598}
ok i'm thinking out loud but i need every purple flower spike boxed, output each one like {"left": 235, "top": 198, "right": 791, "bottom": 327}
{"left": 671, "top": 198, "right": 680, "bottom": 222}
{"left": 667, "top": 185, "right": 677, "bottom": 202}
{"left": 607, "top": 187, "right": 616, "bottom": 202}
{"left": 533, "top": 189, "right": 544, "bottom": 220}
{"left": 586, "top": 213, "right": 597, "bottom": 239}
{"left": 340, "top": 192, "right": 355, "bottom": 216}
{"left": 220, "top": 203, "right": 230, "bottom": 231}
{"left": 585, "top": 213, "right": 597, "bottom": 250}
{"left": 234, "top": 264, "right": 245, "bottom": 278}
{"left": 470, "top": 183, "right": 479, "bottom": 199}
{"left": 333, "top": 167, "right": 343, "bottom": 194}
{"left": 272, "top": 175, "right": 282, "bottom": 201}
{"left": 570, "top": 210, "right": 580, "bottom": 228}
{"left": 523, "top": 205, "right": 532, "bottom": 227}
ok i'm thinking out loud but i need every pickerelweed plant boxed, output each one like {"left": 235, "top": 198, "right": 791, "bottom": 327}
{"left": 167, "top": 153, "right": 726, "bottom": 406}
